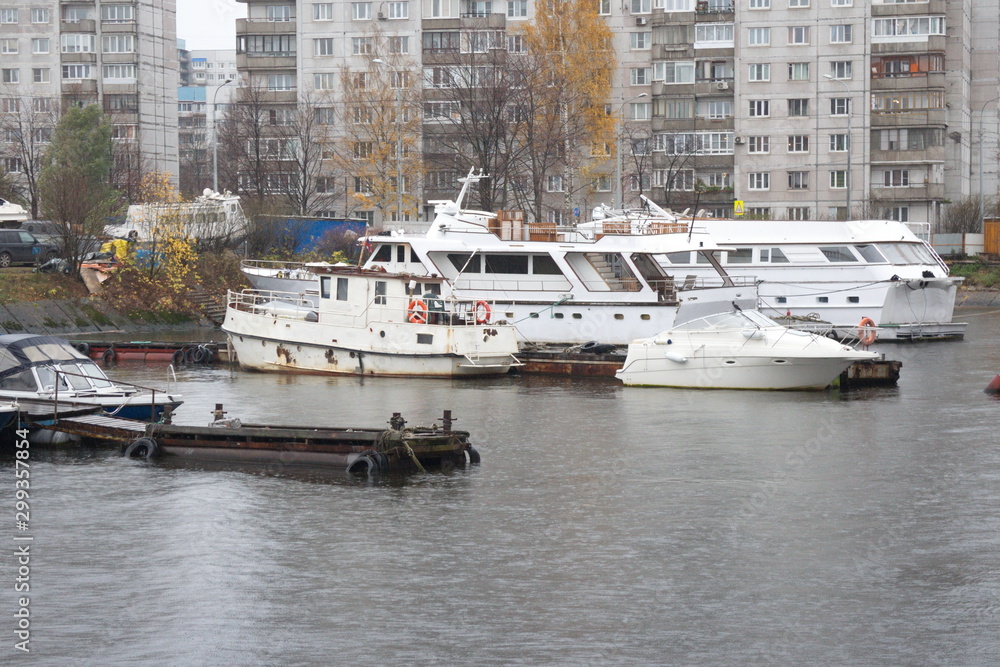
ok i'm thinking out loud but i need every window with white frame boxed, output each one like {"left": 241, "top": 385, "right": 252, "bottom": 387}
{"left": 631, "top": 68, "right": 651, "bottom": 85}
{"left": 749, "top": 63, "right": 770, "bottom": 82}
{"left": 61, "top": 34, "right": 96, "bottom": 53}
{"left": 314, "top": 38, "right": 334, "bottom": 56}
{"left": 547, "top": 175, "right": 564, "bottom": 192}
{"left": 389, "top": 36, "right": 409, "bottom": 54}
{"left": 789, "top": 0, "right": 808, "bottom": 6}
{"left": 830, "top": 98, "right": 849, "bottom": 115}
{"left": 662, "top": 99, "right": 695, "bottom": 118}
{"left": 1, "top": 39, "right": 17, "bottom": 55}
{"left": 388, "top": 1, "right": 408, "bottom": 18}
{"left": 425, "top": 101, "right": 460, "bottom": 120}
{"left": 352, "top": 2, "right": 372, "bottom": 19}
{"left": 508, "top": 35, "right": 526, "bottom": 52}
{"left": 547, "top": 210, "right": 566, "bottom": 225}
{"left": 268, "top": 74, "right": 293, "bottom": 90}
{"left": 112, "top": 124, "right": 136, "bottom": 140}
{"left": 663, "top": 0, "right": 694, "bottom": 10}
{"left": 31, "top": 8, "right": 49, "bottom": 23}
{"left": 632, "top": 0, "right": 652, "bottom": 12}
{"left": 629, "top": 173, "right": 652, "bottom": 192}
{"left": 509, "top": 0, "right": 528, "bottom": 16}
{"left": 831, "top": 0, "right": 851, "bottom": 5}
{"left": 787, "top": 135, "right": 809, "bottom": 152}
{"left": 886, "top": 206, "right": 908, "bottom": 222}
{"left": 102, "top": 64, "right": 136, "bottom": 81}
{"left": 1, "top": 69, "right": 19, "bottom": 85}
{"left": 788, "top": 207, "right": 809, "bottom": 220}
{"left": 749, "top": 99, "right": 770, "bottom": 117}
{"left": 830, "top": 24, "right": 852, "bottom": 43}
{"left": 267, "top": 5, "right": 292, "bottom": 21}
{"left": 748, "top": 27, "right": 770, "bottom": 46}
{"left": 830, "top": 61, "right": 852, "bottom": 79}
{"left": 631, "top": 102, "right": 651, "bottom": 120}
{"left": 748, "top": 172, "right": 770, "bottom": 190}
{"left": 788, "top": 62, "right": 809, "bottom": 80}
{"left": 62, "top": 7, "right": 89, "bottom": 22}
{"left": 315, "top": 107, "right": 336, "bottom": 124}
{"left": 423, "top": 66, "right": 456, "bottom": 88}
{"left": 882, "top": 169, "right": 909, "bottom": 187}
{"left": 101, "top": 4, "right": 134, "bottom": 22}
{"left": 0, "top": 9, "right": 17, "bottom": 24}
{"left": 352, "top": 37, "right": 373, "bottom": 55}
{"left": 749, "top": 0, "right": 770, "bottom": 8}
{"left": 102, "top": 34, "right": 134, "bottom": 53}
{"left": 705, "top": 171, "right": 731, "bottom": 188}
{"left": 314, "top": 73, "right": 336, "bottom": 90}
{"left": 630, "top": 33, "right": 651, "bottom": 50}
{"left": 61, "top": 64, "right": 92, "bottom": 80}
{"left": 655, "top": 61, "right": 695, "bottom": 83}
{"left": 32, "top": 68, "right": 49, "bottom": 84}
{"left": 788, "top": 26, "right": 809, "bottom": 44}
{"left": 748, "top": 136, "right": 770, "bottom": 153}
{"left": 695, "top": 23, "right": 734, "bottom": 45}
{"left": 313, "top": 3, "right": 334, "bottom": 20}
{"left": 830, "top": 170, "right": 847, "bottom": 188}
{"left": 706, "top": 100, "right": 732, "bottom": 119}
{"left": 872, "top": 16, "right": 945, "bottom": 39}
{"left": 788, "top": 171, "right": 809, "bottom": 189}
{"left": 594, "top": 175, "right": 611, "bottom": 192}
{"left": 829, "top": 134, "right": 849, "bottom": 151}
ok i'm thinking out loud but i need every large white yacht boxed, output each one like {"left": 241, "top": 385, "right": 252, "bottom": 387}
{"left": 581, "top": 197, "right": 964, "bottom": 340}
{"left": 358, "top": 171, "right": 756, "bottom": 346}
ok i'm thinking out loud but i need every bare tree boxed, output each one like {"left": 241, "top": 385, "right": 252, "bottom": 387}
{"left": 0, "top": 92, "right": 59, "bottom": 218}
{"left": 282, "top": 91, "right": 338, "bottom": 216}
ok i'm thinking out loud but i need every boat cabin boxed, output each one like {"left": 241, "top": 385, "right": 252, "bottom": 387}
{"left": 0, "top": 334, "right": 119, "bottom": 398}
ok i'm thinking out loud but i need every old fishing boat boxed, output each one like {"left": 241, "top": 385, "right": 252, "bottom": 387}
{"left": 223, "top": 265, "right": 519, "bottom": 377}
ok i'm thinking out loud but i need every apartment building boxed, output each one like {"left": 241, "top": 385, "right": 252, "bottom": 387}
{"left": 232, "top": 0, "right": 998, "bottom": 227}
{"left": 0, "top": 0, "right": 179, "bottom": 203}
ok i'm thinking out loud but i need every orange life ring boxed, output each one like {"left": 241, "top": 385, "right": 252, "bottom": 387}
{"left": 474, "top": 300, "right": 491, "bottom": 325}
{"left": 408, "top": 299, "right": 428, "bottom": 324}
{"left": 858, "top": 317, "right": 877, "bottom": 347}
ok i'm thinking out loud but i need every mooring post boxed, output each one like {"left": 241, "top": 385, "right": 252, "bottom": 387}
{"left": 389, "top": 412, "right": 406, "bottom": 430}
{"left": 442, "top": 410, "right": 453, "bottom": 433}
{"left": 212, "top": 403, "right": 226, "bottom": 421}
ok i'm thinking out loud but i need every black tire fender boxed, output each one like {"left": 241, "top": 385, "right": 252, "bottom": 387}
{"left": 193, "top": 346, "right": 209, "bottom": 364}
{"left": 467, "top": 446, "right": 481, "bottom": 465}
{"left": 171, "top": 349, "right": 185, "bottom": 366}
{"left": 347, "top": 454, "right": 377, "bottom": 476}
{"left": 75, "top": 342, "right": 91, "bottom": 356}
{"left": 124, "top": 437, "right": 158, "bottom": 460}
{"left": 102, "top": 348, "right": 118, "bottom": 367}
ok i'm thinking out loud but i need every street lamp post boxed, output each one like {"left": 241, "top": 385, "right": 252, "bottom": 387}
{"left": 212, "top": 78, "right": 234, "bottom": 193}
{"left": 978, "top": 96, "right": 1000, "bottom": 230}
{"left": 824, "top": 75, "right": 852, "bottom": 220}
{"left": 372, "top": 59, "right": 403, "bottom": 223}
{"left": 615, "top": 93, "right": 647, "bottom": 210}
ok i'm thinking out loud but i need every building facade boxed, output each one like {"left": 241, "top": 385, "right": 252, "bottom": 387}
{"left": 230, "top": 0, "right": 999, "bottom": 228}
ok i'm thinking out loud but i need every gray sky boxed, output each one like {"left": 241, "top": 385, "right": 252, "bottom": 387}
{"left": 177, "top": 0, "right": 244, "bottom": 51}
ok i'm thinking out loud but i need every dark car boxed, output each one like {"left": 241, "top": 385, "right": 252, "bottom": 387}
{"left": 17, "top": 221, "right": 101, "bottom": 256}
{"left": 0, "top": 229, "right": 60, "bottom": 268}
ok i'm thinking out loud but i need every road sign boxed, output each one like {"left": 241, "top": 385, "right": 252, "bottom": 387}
{"left": 733, "top": 200, "right": 745, "bottom": 216}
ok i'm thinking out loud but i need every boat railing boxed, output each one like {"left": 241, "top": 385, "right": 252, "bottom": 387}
{"left": 366, "top": 294, "right": 506, "bottom": 327}
{"left": 228, "top": 289, "right": 316, "bottom": 319}
{"left": 51, "top": 368, "right": 169, "bottom": 424}
{"left": 240, "top": 258, "right": 310, "bottom": 275}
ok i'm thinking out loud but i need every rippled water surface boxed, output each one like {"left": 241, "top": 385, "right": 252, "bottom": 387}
{"left": 3, "top": 309, "right": 1000, "bottom": 665}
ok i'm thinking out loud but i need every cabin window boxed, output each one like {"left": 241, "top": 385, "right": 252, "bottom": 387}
{"left": 847, "top": 296, "right": 860, "bottom": 303}
{"left": 819, "top": 246, "right": 857, "bottom": 262}
{"left": 531, "top": 255, "right": 563, "bottom": 275}
{"left": 817, "top": 296, "right": 829, "bottom": 303}
{"left": 320, "top": 276, "right": 332, "bottom": 299}
{"left": 61, "top": 364, "right": 92, "bottom": 390}
{"left": 373, "top": 244, "right": 392, "bottom": 262}
{"left": 663, "top": 252, "right": 691, "bottom": 264}
{"left": 529, "top": 312, "right": 539, "bottom": 318}
{"left": 614, "top": 314, "right": 624, "bottom": 320}
{"left": 336, "top": 277, "right": 349, "bottom": 301}
{"left": 418, "top": 283, "right": 442, "bottom": 296}
{"left": 554, "top": 313, "right": 564, "bottom": 318}
{"left": 0, "top": 370, "right": 36, "bottom": 391}
{"left": 396, "top": 245, "right": 407, "bottom": 263}
{"left": 727, "top": 248, "right": 753, "bottom": 263}
{"left": 448, "top": 253, "right": 481, "bottom": 272}
{"left": 641, "top": 314, "right": 650, "bottom": 320}
{"left": 416, "top": 333, "right": 433, "bottom": 345}
{"left": 763, "top": 248, "right": 789, "bottom": 263}
{"left": 572, "top": 313, "right": 582, "bottom": 319}
{"left": 776, "top": 297, "right": 787, "bottom": 304}
{"left": 374, "top": 280, "right": 387, "bottom": 304}
{"left": 695, "top": 251, "right": 718, "bottom": 264}
{"left": 854, "top": 244, "right": 886, "bottom": 263}
{"left": 485, "top": 254, "right": 529, "bottom": 274}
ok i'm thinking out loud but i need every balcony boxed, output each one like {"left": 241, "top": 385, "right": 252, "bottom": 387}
{"left": 237, "top": 53, "right": 297, "bottom": 70}
{"left": 62, "top": 79, "right": 98, "bottom": 94}
{"left": 60, "top": 52, "right": 97, "bottom": 64}
{"left": 100, "top": 21, "right": 137, "bottom": 33}
{"left": 695, "top": 79, "right": 734, "bottom": 96}
{"left": 870, "top": 182, "right": 945, "bottom": 201}
{"left": 870, "top": 108, "right": 947, "bottom": 127}
{"left": 236, "top": 18, "right": 298, "bottom": 35}
{"left": 61, "top": 19, "right": 96, "bottom": 32}
{"left": 871, "top": 0, "right": 946, "bottom": 17}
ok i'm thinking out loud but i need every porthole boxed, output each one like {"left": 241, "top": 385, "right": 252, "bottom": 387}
{"left": 614, "top": 314, "right": 624, "bottom": 320}
{"left": 723, "top": 359, "right": 737, "bottom": 365}
{"left": 380, "top": 330, "right": 386, "bottom": 338}
{"left": 572, "top": 313, "right": 582, "bottom": 319}
{"left": 776, "top": 297, "right": 787, "bottom": 304}
{"left": 261, "top": 340, "right": 266, "bottom": 347}
{"left": 817, "top": 297, "right": 829, "bottom": 303}
{"left": 640, "top": 314, "right": 650, "bottom": 320}
{"left": 506, "top": 312, "right": 514, "bottom": 318}
{"left": 772, "top": 359, "right": 788, "bottom": 364}
{"left": 847, "top": 296, "right": 859, "bottom": 304}
{"left": 529, "top": 312, "right": 539, "bottom": 318}
{"left": 554, "top": 313, "right": 564, "bottom": 319}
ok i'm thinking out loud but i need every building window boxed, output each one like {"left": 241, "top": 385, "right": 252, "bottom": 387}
{"left": 353, "top": 142, "right": 373, "bottom": 159}
{"left": 61, "top": 65, "right": 93, "bottom": 80}
{"left": 388, "top": 1, "right": 409, "bottom": 18}
{"left": 632, "top": 0, "right": 652, "bottom": 12}
{"left": 102, "top": 34, "right": 135, "bottom": 53}
{"left": 788, "top": 62, "right": 809, "bottom": 81}
{"left": 102, "top": 64, "right": 137, "bottom": 81}
{"left": 1, "top": 69, "right": 19, "bottom": 85}
{"left": 267, "top": 5, "right": 292, "bottom": 21}
{"left": 655, "top": 61, "right": 695, "bottom": 84}
{"left": 830, "top": 98, "right": 850, "bottom": 115}
{"left": 886, "top": 206, "right": 909, "bottom": 222}
{"left": 829, "top": 61, "right": 852, "bottom": 79}
{"left": 748, "top": 136, "right": 769, "bottom": 153}
{"left": 664, "top": 0, "right": 694, "bottom": 10}
{"left": 871, "top": 91, "right": 944, "bottom": 113}
{"left": 101, "top": 4, "right": 134, "bottom": 22}
{"left": 630, "top": 102, "right": 651, "bottom": 120}
{"left": 831, "top": 0, "right": 851, "bottom": 5}
{"left": 631, "top": 68, "right": 651, "bottom": 86}
{"left": 705, "top": 100, "right": 732, "bottom": 119}
{"left": 695, "top": 23, "right": 734, "bottom": 45}
{"left": 314, "top": 73, "right": 335, "bottom": 90}
{"left": 787, "top": 26, "right": 809, "bottom": 44}
{"left": 313, "top": 3, "right": 334, "bottom": 20}
{"left": 315, "top": 107, "right": 336, "bottom": 124}
{"left": 748, "top": 172, "right": 770, "bottom": 190}
{"left": 314, "top": 38, "right": 334, "bottom": 56}
{"left": 789, "top": 0, "right": 808, "bottom": 7}
{"left": 830, "top": 24, "right": 853, "bottom": 43}
{"left": 749, "top": 64, "right": 770, "bottom": 82}
{"left": 597, "top": 0, "right": 612, "bottom": 14}
{"left": 61, "top": 34, "right": 97, "bottom": 53}
{"left": 749, "top": 100, "right": 770, "bottom": 117}
{"left": 1, "top": 39, "right": 18, "bottom": 55}
{"left": 31, "top": 8, "right": 49, "bottom": 24}
{"left": 788, "top": 207, "right": 810, "bottom": 220}
{"left": 547, "top": 175, "right": 564, "bottom": 192}
{"left": 594, "top": 175, "right": 611, "bottom": 191}
{"left": 423, "top": 31, "right": 460, "bottom": 52}
{"left": 630, "top": 33, "right": 651, "bottom": 50}
{"left": 830, "top": 170, "right": 847, "bottom": 188}
{"left": 787, "top": 135, "right": 809, "bottom": 152}
{"left": 111, "top": 124, "right": 136, "bottom": 140}
{"left": 788, "top": 98, "right": 809, "bottom": 116}
{"left": 268, "top": 74, "right": 293, "bottom": 91}
{"left": 872, "top": 16, "right": 945, "bottom": 40}
{"left": 509, "top": 0, "right": 529, "bottom": 16}
{"left": 0, "top": 9, "right": 18, "bottom": 24}
{"left": 829, "top": 134, "right": 849, "bottom": 152}
{"left": 882, "top": 169, "right": 909, "bottom": 187}
{"left": 388, "top": 36, "right": 409, "bottom": 54}
{"left": 352, "top": 37, "right": 373, "bottom": 55}
{"left": 788, "top": 171, "right": 809, "bottom": 189}
{"left": 32, "top": 68, "right": 49, "bottom": 84}
{"left": 749, "top": 0, "right": 769, "bottom": 8}
{"left": 32, "top": 38, "right": 50, "bottom": 54}
{"left": 748, "top": 27, "right": 770, "bottom": 46}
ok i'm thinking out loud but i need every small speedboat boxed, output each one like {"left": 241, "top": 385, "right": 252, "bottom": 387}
{"left": 615, "top": 308, "right": 879, "bottom": 390}
{"left": 0, "top": 334, "right": 182, "bottom": 420}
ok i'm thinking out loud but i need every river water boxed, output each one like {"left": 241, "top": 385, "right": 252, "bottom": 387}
{"left": 4, "top": 308, "right": 1000, "bottom": 665}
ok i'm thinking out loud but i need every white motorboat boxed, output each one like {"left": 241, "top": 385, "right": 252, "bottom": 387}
{"left": 0, "top": 198, "right": 29, "bottom": 224}
{"left": 223, "top": 265, "right": 520, "bottom": 377}
{"left": 0, "top": 334, "right": 183, "bottom": 421}
{"left": 615, "top": 308, "right": 879, "bottom": 390}
{"left": 583, "top": 197, "right": 964, "bottom": 340}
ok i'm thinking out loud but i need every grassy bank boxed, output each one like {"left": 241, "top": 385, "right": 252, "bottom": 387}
{"left": 948, "top": 262, "right": 1000, "bottom": 288}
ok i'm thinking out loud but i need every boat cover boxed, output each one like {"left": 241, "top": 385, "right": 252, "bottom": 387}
{"left": 0, "top": 334, "right": 89, "bottom": 380}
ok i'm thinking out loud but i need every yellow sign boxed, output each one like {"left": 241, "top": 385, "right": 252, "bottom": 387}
{"left": 733, "top": 200, "right": 745, "bottom": 216}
